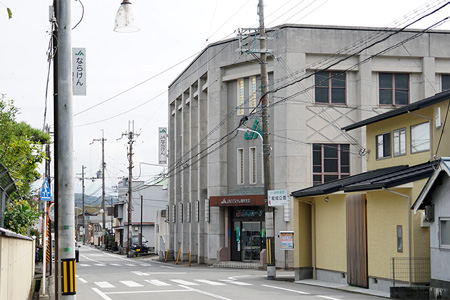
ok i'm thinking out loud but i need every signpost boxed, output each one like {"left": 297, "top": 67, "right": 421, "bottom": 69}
{"left": 280, "top": 231, "right": 294, "bottom": 270}
{"left": 158, "top": 127, "right": 167, "bottom": 165}
{"left": 72, "top": 47, "right": 86, "bottom": 96}
{"left": 40, "top": 177, "right": 52, "bottom": 293}
{"left": 268, "top": 189, "right": 289, "bottom": 206}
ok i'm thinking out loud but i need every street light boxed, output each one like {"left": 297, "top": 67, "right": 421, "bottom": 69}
{"left": 114, "top": 0, "right": 140, "bottom": 33}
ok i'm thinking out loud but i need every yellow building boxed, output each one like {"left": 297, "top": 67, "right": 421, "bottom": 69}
{"left": 292, "top": 90, "right": 450, "bottom": 293}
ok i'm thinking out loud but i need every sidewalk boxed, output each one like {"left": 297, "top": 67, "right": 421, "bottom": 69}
{"left": 295, "top": 279, "right": 391, "bottom": 298}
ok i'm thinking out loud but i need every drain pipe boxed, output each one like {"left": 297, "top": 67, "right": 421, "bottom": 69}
{"left": 383, "top": 188, "right": 412, "bottom": 286}
{"left": 297, "top": 199, "right": 316, "bottom": 280}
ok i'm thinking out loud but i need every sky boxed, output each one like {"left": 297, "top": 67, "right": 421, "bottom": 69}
{"left": 1, "top": 0, "right": 450, "bottom": 200}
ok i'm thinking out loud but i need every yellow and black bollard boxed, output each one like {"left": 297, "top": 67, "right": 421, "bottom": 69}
{"left": 61, "top": 258, "right": 76, "bottom": 295}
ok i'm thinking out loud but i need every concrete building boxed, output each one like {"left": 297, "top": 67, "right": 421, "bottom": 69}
{"left": 113, "top": 177, "right": 168, "bottom": 253}
{"left": 167, "top": 24, "right": 450, "bottom": 267}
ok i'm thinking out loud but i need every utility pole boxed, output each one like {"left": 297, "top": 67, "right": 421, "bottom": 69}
{"left": 80, "top": 166, "right": 86, "bottom": 245}
{"left": 54, "top": 0, "right": 77, "bottom": 298}
{"left": 92, "top": 130, "right": 107, "bottom": 248}
{"left": 123, "top": 121, "right": 137, "bottom": 257}
{"left": 258, "top": 0, "right": 275, "bottom": 279}
{"left": 139, "top": 195, "right": 143, "bottom": 249}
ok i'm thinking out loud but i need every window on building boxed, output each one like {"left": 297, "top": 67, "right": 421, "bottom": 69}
{"left": 441, "top": 218, "right": 450, "bottom": 247}
{"left": 411, "top": 122, "right": 430, "bottom": 153}
{"left": 249, "top": 76, "right": 257, "bottom": 108}
{"left": 379, "top": 73, "right": 409, "bottom": 105}
{"left": 249, "top": 147, "right": 257, "bottom": 184}
{"left": 315, "top": 71, "right": 346, "bottom": 104}
{"left": 442, "top": 74, "right": 450, "bottom": 91}
{"left": 393, "top": 128, "right": 406, "bottom": 157}
{"left": 312, "top": 144, "right": 350, "bottom": 185}
{"left": 397, "top": 225, "right": 403, "bottom": 252}
{"left": 237, "top": 78, "right": 244, "bottom": 115}
{"left": 376, "top": 132, "right": 391, "bottom": 159}
{"left": 237, "top": 148, "right": 244, "bottom": 184}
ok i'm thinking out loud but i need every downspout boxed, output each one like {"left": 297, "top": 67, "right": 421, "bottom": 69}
{"left": 383, "top": 187, "right": 412, "bottom": 286}
{"left": 297, "top": 199, "right": 316, "bottom": 280}
{"left": 407, "top": 111, "right": 433, "bottom": 161}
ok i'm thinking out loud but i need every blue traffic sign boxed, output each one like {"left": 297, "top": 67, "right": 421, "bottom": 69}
{"left": 41, "top": 177, "right": 51, "bottom": 201}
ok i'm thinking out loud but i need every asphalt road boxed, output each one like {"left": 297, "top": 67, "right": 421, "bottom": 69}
{"left": 75, "top": 245, "right": 387, "bottom": 300}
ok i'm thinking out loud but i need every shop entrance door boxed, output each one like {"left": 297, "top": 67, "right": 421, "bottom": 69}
{"left": 241, "top": 222, "right": 261, "bottom": 261}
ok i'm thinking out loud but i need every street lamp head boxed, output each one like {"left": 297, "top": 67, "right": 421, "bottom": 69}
{"left": 114, "top": 0, "right": 140, "bottom": 33}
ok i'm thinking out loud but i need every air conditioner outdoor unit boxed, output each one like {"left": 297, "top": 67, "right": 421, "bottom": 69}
{"left": 424, "top": 205, "right": 434, "bottom": 222}
{"left": 421, "top": 211, "right": 431, "bottom": 228}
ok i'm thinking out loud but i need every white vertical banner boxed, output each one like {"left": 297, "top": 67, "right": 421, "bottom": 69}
{"left": 72, "top": 47, "right": 86, "bottom": 95}
{"left": 159, "top": 127, "right": 167, "bottom": 164}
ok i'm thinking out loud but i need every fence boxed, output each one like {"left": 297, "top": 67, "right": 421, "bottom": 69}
{"left": 0, "top": 161, "right": 21, "bottom": 228}
{"left": 391, "top": 257, "right": 430, "bottom": 287}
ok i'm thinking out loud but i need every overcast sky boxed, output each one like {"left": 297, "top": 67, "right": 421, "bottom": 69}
{"left": 1, "top": 0, "right": 450, "bottom": 199}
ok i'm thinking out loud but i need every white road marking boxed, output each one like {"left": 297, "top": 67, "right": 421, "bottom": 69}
{"left": 180, "top": 285, "right": 233, "bottom": 300}
{"left": 77, "top": 278, "right": 87, "bottom": 283}
{"left": 95, "top": 264, "right": 106, "bottom": 267}
{"left": 262, "top": 284, "right": 310, "bottom": 295}
{"left": 171, "top": 279, "right": 199, "bottom": 286}
{"left": 92, "top": 288, "right": 112, "bottom": 300}
{"left": 110, "top": 263, "right": 121, "bottom": 266}
{"left": 219, "top": 279, "right": 252, "bottom": 286}
{"left": 120, "top": 280, "right": 143, "bottom": 287}
{"left": 78, "top": 264, "right": 89, "bottom": 267}
{"left": 140, "top": 263, "right": 151, "bottom": 267}
{"left": 95, "top": 281, "right": 115, "bottom": 288}
{"left": 318, "top": 296, "right": 341, "bottom": 300}
{"left": 125, "top": 264, "right": 136, "bottom": 267}
{"left": 147, "top": 272, "right": 187, "bottom": 275}
{"left": 195, "top": 279, "right": 226, "bottom": 285}
{"left": 131, "top": 271, "right": 149, "bottom": 276}
{"left": 145, "top": 279, "right": 171, "bottom": 286}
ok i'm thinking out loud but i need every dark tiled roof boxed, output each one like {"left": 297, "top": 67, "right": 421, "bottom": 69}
{"left": 342, "top": 90, "right": 450, "bottom": 132}
{"left": 291, "top": 161, "right": 439, "bottom": 198}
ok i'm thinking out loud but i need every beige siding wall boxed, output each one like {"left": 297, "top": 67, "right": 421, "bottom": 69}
{"left": 366, "top": 101, "right": 450, "bottom": 171}
{"left": 294, "top": 199, "right": 312, "bottom": 268}
{"left": 367, "top": 189, "right": 410, "bottom": 279}
{"left": 315, "top": 195, "right": 347, "bottom": 272}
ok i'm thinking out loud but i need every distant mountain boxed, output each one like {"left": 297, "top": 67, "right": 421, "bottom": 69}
{"left": 74, "top": 193, "right": 101, "bottom": 207}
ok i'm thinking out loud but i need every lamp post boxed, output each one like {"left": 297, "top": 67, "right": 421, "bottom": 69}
{"left": 114, "top": 0, "right": 140, "bottom": 33}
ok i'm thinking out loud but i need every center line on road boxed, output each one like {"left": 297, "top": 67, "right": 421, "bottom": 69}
{"left": 180, "top": 285, "right": 233, "bottom": 300}
{"left": 262, "top": 284, "right": 310, "bottom": 295}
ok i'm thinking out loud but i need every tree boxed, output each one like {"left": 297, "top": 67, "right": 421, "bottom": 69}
{"left": 0, "top": 95, "right": 50, "bottom": 234}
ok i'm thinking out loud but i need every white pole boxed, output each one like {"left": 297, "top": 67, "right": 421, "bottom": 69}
{"left": 42, "top": 201, "right": 47, "bottom": 295}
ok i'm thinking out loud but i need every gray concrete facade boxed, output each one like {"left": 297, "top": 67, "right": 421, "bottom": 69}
{"left": 167, "top": 24, "right": 450, "bottom": 269}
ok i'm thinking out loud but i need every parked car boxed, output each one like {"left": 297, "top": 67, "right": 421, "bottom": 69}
{"left": 75, "top": 239, "right": 80, "bottom": 262}
{"left": 131, "top": 235, "right": 149, "bottom": 253}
